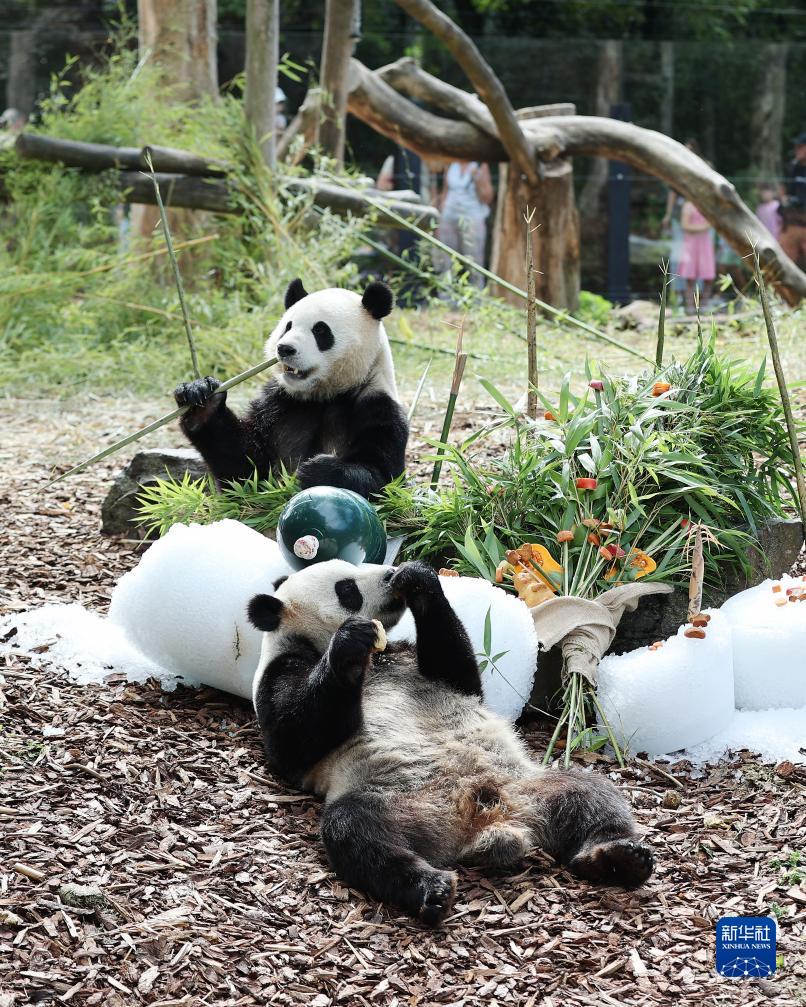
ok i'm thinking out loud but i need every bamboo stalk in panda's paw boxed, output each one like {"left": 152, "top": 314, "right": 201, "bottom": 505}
{"left": 46, "top": 357, "right": 279, "bottom": 487}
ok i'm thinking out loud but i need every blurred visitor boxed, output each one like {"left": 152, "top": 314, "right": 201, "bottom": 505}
{"left": 434, "top": 161, "right": 493, "bottom": 288}
{"left": 275, "top": 86, "right": 288, "bottom": 138}
{"left": 0, "top": 108, "right": 27, "bottom": 148}
{"left": 679, "top": 199, "right": 715, "bottom": 313}
{"left": 661, "top": 139, "right": 700, "bottom": 296}
{"left": 779, "top": 131, "right": 806, "bottom": 267}
{"left": 756, "top": 182, "right": 782, "bottom": 241}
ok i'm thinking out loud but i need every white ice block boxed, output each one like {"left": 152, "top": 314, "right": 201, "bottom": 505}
{"left": 719, "top": 575, "right": 806, "bottom": 711}
{"left": 109, "top": 520, "right": 291, "bottom": 699}
{"left": 0, "top": 603, "right": 167, "bottom": 687}
{"left": 389, "top": 575, "right": 538, "bottom": 721}
{"left": 597, "top": 610, "right": 734, "bottom": 757}
{"left": 683, "top": 707, "right": 806, "bottom": 765}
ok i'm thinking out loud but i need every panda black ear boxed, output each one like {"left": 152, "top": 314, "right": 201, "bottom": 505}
{"left": 284, "top": 278, "right": 308, "bottom": 310}
{"left": 362, "top": 280, "right": 394, "bottom": 320}
{"left": 247, "top": 593, "right": 284, "bottom": 632}
{"left": 273, "top": 575, "right": 288, "bottom": 590}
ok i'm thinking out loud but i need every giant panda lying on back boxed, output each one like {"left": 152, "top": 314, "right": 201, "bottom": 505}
{"left": 248, "top": 560, "right": 654, "bottom": 926}
{"left": 174, "top": 279, "right": 408, "bottom": 498}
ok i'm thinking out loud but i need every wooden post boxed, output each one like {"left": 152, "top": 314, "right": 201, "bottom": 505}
{"left": 490, "top": 105, "right": 579, "bottom": 311}
{"left": 318, "top": 0, "right": 361, "bottom": 164}
{"left": 245, "top": 0, "right": 280, "bottom": 168}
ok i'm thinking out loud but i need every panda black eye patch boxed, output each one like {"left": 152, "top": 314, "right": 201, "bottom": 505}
{"left": 312, "top": 321, "right": 335, "bottom": 352}
{"left": 335, "top": 578, "right": 363, "bottom": 611}
{"left": 284, "top": 320, "right": 292, "bottom": 333}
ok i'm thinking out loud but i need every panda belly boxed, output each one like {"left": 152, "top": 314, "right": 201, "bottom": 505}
{"left": 306, "top": 658, "right": 538, "bottom": 803}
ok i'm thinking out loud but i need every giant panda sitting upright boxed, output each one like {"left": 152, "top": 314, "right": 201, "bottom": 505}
{"left": 174, "top": 278, "right": 408, "bottom": 497}
{"left": 248, "top": 560, "right": 654, "bottom": 926}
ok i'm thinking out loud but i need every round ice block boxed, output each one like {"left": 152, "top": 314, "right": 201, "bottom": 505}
{"left": 719, "top": 575, "right": 806, "bottom": 710}
{"left": 109, "top": 520, "right": 292, "bottom": 698}
{"left": 388, "top": 575, "right": 538, "bottom": 721}
{"left": 597, "top": 609, "right": 734, "bottom": 757}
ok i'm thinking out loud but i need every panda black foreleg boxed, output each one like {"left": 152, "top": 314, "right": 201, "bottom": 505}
{"left": 390, "top": 562, "right": 482, "bottom": 697}
{"left": 296, "top": 454, "right": 387, "bottom": 498}
{"left": 321, "top": 793, "right": 457, "bottom": 926}
{"left": 257, "top": 618, "right": 376, "bottom": 782}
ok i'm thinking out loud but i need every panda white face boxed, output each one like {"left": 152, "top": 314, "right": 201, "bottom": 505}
{"left": 248, "top": 560, "right": 406, "bottom": 704}
{"left": 250, "top": 560, "right": 406, "bottom": 648}
{"left": 264, "top": 280, "right": 394, "bottom": 400}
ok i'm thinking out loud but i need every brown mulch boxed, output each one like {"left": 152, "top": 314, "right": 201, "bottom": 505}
{"left": 1, "top": 398, "right": 805, "bottom": 1007}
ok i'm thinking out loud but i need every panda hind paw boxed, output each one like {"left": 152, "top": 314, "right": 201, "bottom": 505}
{"left": 569, "top": 837, "right": 654, "bottom": 889}
{"left": 297, "top": 454, "right": 342, "bottom": 489}
{"left": 416, "top": 870, "right": 457, "bottom": 927}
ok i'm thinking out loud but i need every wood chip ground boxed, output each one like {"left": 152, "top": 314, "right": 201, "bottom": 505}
{"left": 1, "top": 399, "right": 804, "bottom": 1006}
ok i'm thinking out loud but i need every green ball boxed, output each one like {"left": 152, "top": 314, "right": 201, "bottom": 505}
{"left": 277, "top": 486, "right": 387, "bottom": 570}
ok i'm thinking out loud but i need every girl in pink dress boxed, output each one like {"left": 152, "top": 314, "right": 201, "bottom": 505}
{"left": 678, "top": 200, "right": 715, "bottom": 313}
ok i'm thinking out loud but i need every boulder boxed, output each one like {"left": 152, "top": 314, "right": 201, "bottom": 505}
{"left": 101, "top": 447, "right": 208, "bottom": 536}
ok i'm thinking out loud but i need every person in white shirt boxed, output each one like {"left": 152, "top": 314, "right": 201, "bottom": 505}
{"left": 434, "top": 161, "right": 494, "bottom": 287}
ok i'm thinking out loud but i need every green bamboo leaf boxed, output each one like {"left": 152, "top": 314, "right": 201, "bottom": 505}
{"left": 479, "top": 378, "right": 517, "bottom": 416}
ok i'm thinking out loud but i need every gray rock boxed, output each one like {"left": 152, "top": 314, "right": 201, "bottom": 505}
{"left": 59, "top": 883, "right": 109, "bottom": 910}
{"left": 101, "top": 447, "right": 208, "bottom": 536}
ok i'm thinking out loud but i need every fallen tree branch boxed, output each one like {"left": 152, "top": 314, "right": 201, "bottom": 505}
{"left": 393, "top": 0, "right": 539, "bottom": 185}
{"left": 347, "top": 58, "right": 506, "bottom": 163}
{"left": 16, "top": 133, "right": 228, "bottom": 176}
{"left": 521, "top": 116, "right": 806, "bottom": 304}
{"left": 9, "top": 134, "right": 438, "bottom": 226}
{"left": 376, "top": 56, "right": 498, "bottom": 137}
{"left": 348, "top": 60, "right": 806, "bottom": 304}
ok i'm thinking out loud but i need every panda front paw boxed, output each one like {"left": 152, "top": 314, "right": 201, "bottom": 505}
{"left": 390, "top": 561, "right": 444, "bottom": 616}
{"left": 328, "top": 616, "right": 377, "bottom": 683}
{"left": 297, "top": 453, "right": 342, "bottom": 489}
{"left": 174, "top": 375, "right": 226, "bottom": 409}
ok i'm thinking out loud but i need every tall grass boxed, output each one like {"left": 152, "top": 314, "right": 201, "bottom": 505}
{"left": 0, "top": 25, "right": 369, "bottom": 397}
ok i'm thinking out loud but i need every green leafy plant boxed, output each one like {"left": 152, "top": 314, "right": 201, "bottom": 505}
{"left": 137, "top": 467, "right": 299, "bottom": 538}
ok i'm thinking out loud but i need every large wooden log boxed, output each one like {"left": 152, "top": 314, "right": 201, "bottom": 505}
{"left": 118, "top": 172, "right": 234, "bottom": 212}
{"left": 521, "top": 116, "right": 806, "bottom": 304}
{"left": 115, "top": 170, "right": 438, "bottom": 227}
{"left": 346, "top": 59, "right": 506, "bottom": 164}
{"left": 351, "top": 59, "right": 806, "bottom": 305}
{"left": 15, "top": 133, "right": 228, "bottom": 176}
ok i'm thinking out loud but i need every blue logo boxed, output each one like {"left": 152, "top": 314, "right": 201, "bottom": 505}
{"left": 716, "top": 916, "right": 776, "bottom": 978}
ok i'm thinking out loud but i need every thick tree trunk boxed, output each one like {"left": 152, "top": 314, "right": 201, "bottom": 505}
{"left": 578, "top": 40, "right": 622, "bottom": 219}
{"left": 750, "top": 43, "right": 788, "bottom": 182}
{"left": 138, "top": 0, "right": 218, "bottom": 101}
{"left": 491, "top": 161, "right": 579, "bottom": 310}
{"left": 134, "top": 0, "right": 219, "bottom": 239}
{"left": 318, "top": 0, "right": 361, "bottom": 163}
{"left": 6, "top": 29, "right": 37, "bottom": 115}
{"left": 245, "top": 0, "right": 279, "bottom": 168}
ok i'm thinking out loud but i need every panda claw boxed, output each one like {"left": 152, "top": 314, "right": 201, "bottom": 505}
{"left": 328, "top": 617, "right": 377, "bottom": 682}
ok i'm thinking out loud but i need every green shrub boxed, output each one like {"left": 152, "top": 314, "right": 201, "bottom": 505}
{"left": 136, "top": 332, "right": 797, "bottom": 592}
{"left": 0, "top": 24, "right": 369, "bottom": 398}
